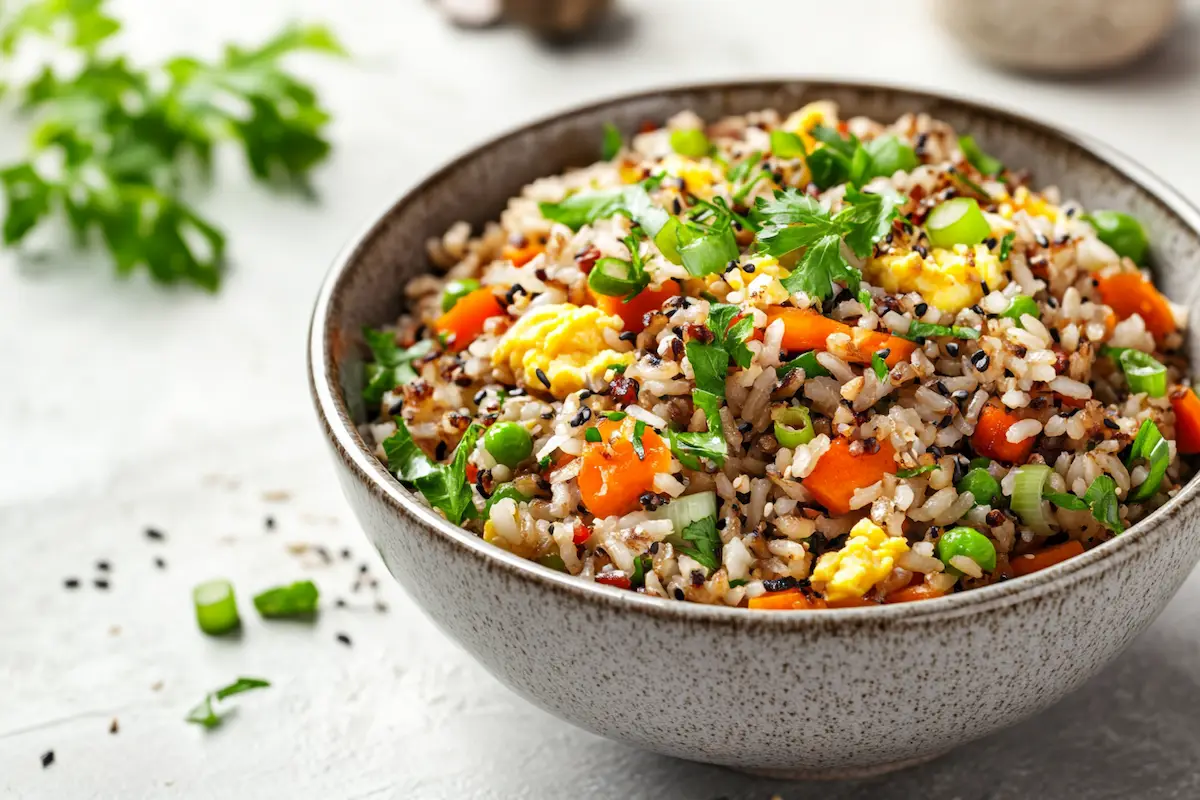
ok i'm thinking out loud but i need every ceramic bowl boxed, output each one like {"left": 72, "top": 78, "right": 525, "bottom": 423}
{"left": 308, "top": 81, "right": 1200, "bottom": 778}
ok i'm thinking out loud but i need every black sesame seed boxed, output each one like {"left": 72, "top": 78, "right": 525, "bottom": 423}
{"left": 96, "top": 560, "right": 110, "bottom": 572}
{"left": 335, "top": 633, "right": 352, "bottom": 647}
{"left": 64, "top": 578, "right": 80, "bottom": 589}
{"left": 335, "top": 598, "right": 347, "bottom": 608}
{"left": 578, "top": 390, "right": 593, "bottom": 401}
{"left": 618, "top": 331, "right": 638, "bottom": 343}
{"left": 934, "top": 381, "right": 950, "bottom": 396}
{"left": 946, "top": 342, "right": 960, "bottom": 356}
{"left": 763, "top": 576, "right": 799, "bottom": 592}
{"left": 736, "top": 491, "right": 752, "bottom": 504}
{"left": 649, "top": 542, "right": 660, "bottom": 554}
{"left": 144, "top": 527, "right": 165, "bottom": 541}
{"left": 914, "top": 302, "right": 928, "bottom": 316}
{"left": 980, "top": 281, "right": 990, "bottom": 295}
{"left": 359, "top": 563, "right": 369, "bottom": 574}
{"left": 570, "top": 407, "right": 592, "bottom": 427}
{"left": 984, "top": 237, "right": 998, "bottom": 249}
{"left": 952, "top": 389, "right": 970, "bottom": 402}
{"left": 434, "top": 441, "right": 448, "bottom": 460}
{"left": 388, "top": 400, "right": 405, "bottom": 417}
{"left": 153, "top": 557, "right": 166, "bottom": 570}
{"left": 929, "top": 445, "right": 945, "bottom": 459}
{"left": 264, "top": 516, "right": 276, "bottom": 530}
{"left": 971, "top": 351, "right": 990, "bottom": 371}
{"left": 41, "top": 751, "right": 54, "bottom": 768}
{"left": 375, "top": 601, "right": 389, "bottom": 613}
{"left": 1049, "top": 327, "right": 1061, "bottom": 343}
{"left": 1103, "top": 418, "right": 1120, "bottom": 431}
{"left": 535, "top": 368, "right": 551, "bottom": 388}
{"left": 673, "top": 587, "right": 686, "bottom": 601}
{"left": 1035, "top": 233, "right": 1050, "bottom": 248}
{"left": 341, "top": 548, "right": 352, "bottom": 560}
{"left": 970, "top": 304, "right": 984, "bottom": 315}
{"left": 877, "top": 348, "right": 891, "bottom": 361}
{"left": 737, "top": 421, "right": 753, "bottom": 433}
{"left": 914, "top": 245, "right": 929, "bottom": 258}
{"left": 109, "top": 718, "right": 119, "bottom": 735}
{"left": 94, "top": 578, "right": 109, "bottom": 590}
{"left": 744, "top": 263, "right": 756, "bottom": 273}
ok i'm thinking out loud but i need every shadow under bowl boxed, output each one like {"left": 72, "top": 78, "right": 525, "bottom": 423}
{"left": 308, "top": 80, "right": 1200, "bottom": 778}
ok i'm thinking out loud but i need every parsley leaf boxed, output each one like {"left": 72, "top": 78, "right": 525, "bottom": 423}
{"left": 1044, "top": 491, "right": 1088, "bottom": 511}
{"left": 538, "top": 190, "right": 626, "bottom": 231}
{"left": 903, "top": 320, "right": 982, "bottom": 341}
{"left": 601, "top": 122, "right": 622, "bottom": 161}
{"left": 685, "top": 341, "right": 729, "bottom": 397}
{"left": 669, "top": 388, "right": 727, "bottom": 470}
{"left": 383, "top": 420, "right": 482, "bottom": 524}
{"left": 253, "top": 580, "right": 319, "bottom": 618}
{"left": 871, "top": 353, "right": 888, "bottom": 382}
{"left": 185, "top": 677, "right": 270, "bottom": 729}
{"left": 769, "top": 130, "right": 806, "bottom": 159}
{"left": 630, "top": 554, "right": 652, "bottom": 587}
{"left": 677, "top": 516, "right": 721, "bottom": 571}
{"left": 776, "top": 351, "right": 830, "bottom": 379}
{"left": 707, "top": 303, "right": 754, "bottom": 369}
{"left": 0, "top": 9, "right": 343, "bottom": 289}
{"left": 896, "top": 464, "right": 939, "bottom": 479}
{"left": 998, "top": 232, "right": 1016, "bottom": 261}
{"left": 1084, "top": 475, "right": 1124, "bottom": 534}
{"left": 632, "top": 420, "right": 647, "bottom": 460}
{"left": 362, "top": 328, "right": 434, "bottom": 405}
{"left": 839, "top": 188, "right": 898, "bottom": 259}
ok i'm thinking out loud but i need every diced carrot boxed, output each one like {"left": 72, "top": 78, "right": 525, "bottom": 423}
{"left": 503, "top": 239, "right": 545, "bottom": 267}
{"left": 1095, "top": 272, "right": 1175, "bottom": 340}
{"left": 1010, "top": 540, "right": 1085, "bottom": 577}
{"left": 885, "top": 583, "right": 946, "bottom": 604}
{"left": 1170, "top": 385, "right": 1200, "bottom": 454}
{"left": 594, "top": 280, "right": 680, "bottom": 334}
{"left": 748, "top": 588, "right": 822, "bottom": 610}
{"left": 434, "top": 288, "right": 506, "bottom": 351}
{"left": 801, "top": 437, "right": 897, "bottom": 517}
{"left": 765, "top": 307, "right": 914, "bottom": 368}
{"left": 578, "top": 417, "right": 672, "bottom": 518}
{"left": 972, "top": 401, "right": 1036, "bottom": 463}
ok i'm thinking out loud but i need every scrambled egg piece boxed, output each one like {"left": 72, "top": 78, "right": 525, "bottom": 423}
{"left": 783, "top": 101, "right": 838, "bottom": 153}
{"left": 997, "top": 186, "right": 1059, "bottom": 223}
{"left": 492, "top": 303, "right": 633, "bottom": 399}
{"left": 812, "top": 519, "right": 910, "bottom": 602}
{"left": 659, "top": 153, "right": 721, "bottom": 196}
{"left": 865, "top": 244, "right": 1007, "bottom": 313}
{"left": 721, "top": 256, "right": 790, "bottom": 306}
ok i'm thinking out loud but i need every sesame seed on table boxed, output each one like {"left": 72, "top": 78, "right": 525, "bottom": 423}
{"left": 2, "top": 0, "right": 1200, "bottom": 797}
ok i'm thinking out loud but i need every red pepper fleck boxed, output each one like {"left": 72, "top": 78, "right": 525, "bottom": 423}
{"left": 575, "top": 245, "right": 601, "bottom": 274}
{"left": 609, "top": 375, "right": 640, "bottom": 406}
{"left": 595, "top": 572, "right": 632, "bottom": 590}
{"left": 573, "top": 523, "right": 592, "bottom": 545}
{"left": 465, "top": 463, "right": 479, "bottom": 483}
{"left": 638, "top": 120, "right": 658, "bottom": 134}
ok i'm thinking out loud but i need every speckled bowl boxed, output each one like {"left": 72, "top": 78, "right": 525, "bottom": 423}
{"left": 309, "top": 81, "right": 1200, "bottom": 778}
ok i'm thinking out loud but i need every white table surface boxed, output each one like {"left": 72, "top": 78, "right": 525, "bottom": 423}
{"left": 4, "top": 1, "right": 1200, "bottom": 797}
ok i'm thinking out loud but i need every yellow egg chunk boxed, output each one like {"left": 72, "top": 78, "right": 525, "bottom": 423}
{"left": 724, "top": 256, "right": 791, "bottom": 306}
{"left": 996, "top": 186, "right": 1059, "bottom": 223}
{"left": 811, "top": 519, "right": 910, "bottom": 602}
{"left": 491, "top": 303, "right": 633, "bottom": 399}
{"left": 864, "top": 244, "right": 1006, "bottom": 314}
{"left": 783, "top": 100, "right": 838, "bottom": 153}
{"left": 659, "top": 153, "right": 721, "bottom": 197}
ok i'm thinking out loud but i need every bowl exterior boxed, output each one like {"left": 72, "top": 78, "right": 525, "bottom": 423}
{"left": 310, "top": 81, "right": 1200, "bottom": 775}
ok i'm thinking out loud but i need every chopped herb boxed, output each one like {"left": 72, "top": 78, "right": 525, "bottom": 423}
{"left": 484, "top": 483, "right": 531, "bottom": 517}
{"left": 686, "top": 341, "right": 731, "bottom": 398}
{"left": 1084, "top": 475, "right": 1124, "bottom": 534}
{"left": 1043, "top": 491, "right": 1088, "bottom": 511}
{"left": 537, "top": 189, "right": 626, "bottom": 231}
{"left": 382, "top": 420, "right": 482, "bottom": 524}
{"left": 584, "top": 427, "right": 602, "bottom": 443}
{"left": 728, "top": 578, "right": 748, "bottom": 588}
{"left": 253, "top": 580, "right": 319, "bottom": 618}
{"left": 871, "top": 352, "right": 888, "bottom": 382}
{"left": 1126, "top": 419, "right": 1170, "bottom": 502}
{"left": 632, "top": 420, "right": 647, "bottom": 460}
{"left": 677, "top": 515, "right": 721, "bottom": 571}
{"left": 537, "top": 454, "right": 554, "bottom": 471}
{"left": 896, "top": 465, "right": 940, "bottom": 479}
{"left": 903, "top": 320, "right": 981, "bottom": 341}
{"left": 668, "top": 389, "right": 727, "bottom": 470}
{"left": 362, "top": 329, "right": 433, "bottom": 405}
{"left": 998, "top": 231, "right": 1016, "bottom": 261}
{"left": 601, "top": 122, "right": 622, "bottom": 161}
{"left": 706, "top": 304, "right": 755, "bottom": 368}
{"left": 604, "top": 411, "right": 627, "bottom": 421}
{"left": 185, "top": 677, "right": 270, "bottom": 729}
{"left": 776, "top": 351, "right": 830, "bottom": 379}
{"left": 769, "top": 130, "right": 806, "bottom": 159}
{"left": 959, "top": 135, "right": 1005, "bottom": 177}
{"left": 948, "top": 170, "right": 992, "bottom": 201}
{"left": 630, "top": 555, "right": 652, "bottom": 587}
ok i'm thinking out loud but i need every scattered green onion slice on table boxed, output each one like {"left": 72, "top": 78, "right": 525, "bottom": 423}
{"left": 1126, "top": 419, "right": 1171, "bottom": 502}
{"left": 1117, "top": 349, "right": 1168, "bottom": 398}
{"left": 193, "top": 579, "right": 240, "bottom": 635}
{"left": 926, "top": 197, "right": 991, "bottom": 249}
{"left": 772, "top": 405, "right": 815, "bottom": 448}
{"left": 1000, "top": 295, "right": 1040, "bottom": 326}
{"left": 1011, "top": 464, "right": 1054, "bottom": 536}
{"left": 253, "top": 580, "right": 319, "bottom": 619}
{"left": 670, "top": 128, "right": 712, "bottom": 158}
{"left": 1083, "top": 210, "right": 1149, "bottom": 264}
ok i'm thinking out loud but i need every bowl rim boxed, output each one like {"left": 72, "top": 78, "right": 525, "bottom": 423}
{"left": 309, "top": 78, "right": 1200, "bottom": 627}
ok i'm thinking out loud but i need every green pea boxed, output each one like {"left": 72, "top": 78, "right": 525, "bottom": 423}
{"left": 537, "top": 552, "right": 568, "bottom": 572}
{"left": 937, "top": 526, "right": 997, "bottom": 574}
{"left": 956, "top": 467, "right": 1000, "bottom": 507}
{"left": 1084, "top": 210, "right": 1149, "bottom": 264}
{"left": 1000, "top": 295, "right": 1040, "bottom": 327}
{"left": 484, "top": 422, "right": 533, "bottom": 468}
{"left": 484, "top": 482, "right": 530, "bottom": 517}
{"left": 969, "top": 457, "right": 991, "bottom": 471}
{"left": 440, "top": 278, "right": 481, "bottom": 312}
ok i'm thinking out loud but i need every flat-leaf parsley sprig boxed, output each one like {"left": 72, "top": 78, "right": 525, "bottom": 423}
{"left": 0, "top": 0, "right": 345, "bottom": 290}
{"left": 754, "top": 186, "right": 897, "bottom": 304}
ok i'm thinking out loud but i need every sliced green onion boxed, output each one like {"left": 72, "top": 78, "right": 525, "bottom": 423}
{"left": 1011, "top": 464, "right": 1053, "bottom": 536}
{"left": 253, "top": 580, "right": 319, "bottom": 619}
{"left": 441, "top": 278, "right": 481, "bottom": 312}
{"left": 1001, "top": 295, "right": 1040, "bottom": 326}
{"left": 772, "top": 406, "right": 815, "bottom": 448}
{"left": 1126, "top": 419, "right": 1170, "bottom": 502}
{"left": 584, "top": 427, "right": 602, "bottom": 443}
{"left": 1083, "top": 210, "right": 1149, "bottom": 264}
{"left": 770, "top": 130, "right": 806, "bottom": 158}
{"left": 601, "top": 122, "right": 622, "bottom": 161}
{"left": 957, "top": 467, "right": 1000, "bottom": 507}
{"left": 193, "top": 579, "right": 240, "bottom": 635}
{"left": 678, "top": 224, "right": 739, "bottom": 277}
{"left": 896, "top": 464, "right": 939, "bottom": 479}
{"left": 654, "top": 217, "right": 684, "bottom": 264}
{"left": 670, "top": 128, "right": 711, "bottom": 158}
{"left": 1084, "top": 475, "right": 1124, "bottom": 534}
{"left": 537, "top": 552, "right": 568, "bottom": 572}
{"left": 998, "top": 232, "right": 1016, "bottom": 261}
{"left": 1118, "top": 349, "right": 1167, "bottom": 398}
{"left": 958, "top": 135, "right": 1004, "bottom": 176}
{"left": 485, "top": 482, "right": 531, "bottom": 517}
{"left": 587, "top": 257, "right": 642, "bottom": 297}
{"left": 776, "top": 351, "right": 830, "bottom": 379}
{"left": 926, "top": 197, "right": 991, "bottom": 249}
{"left": 654, "top": 491, "right": 718, "bottom": 539}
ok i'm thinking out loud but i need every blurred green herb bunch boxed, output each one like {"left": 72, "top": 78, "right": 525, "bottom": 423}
{"left": 0, "top": 0, "right": 344, "bottom": 289}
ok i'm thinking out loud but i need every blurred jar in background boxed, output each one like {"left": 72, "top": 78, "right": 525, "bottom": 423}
{"left": 435, "top": 0, "right": 613, "bottom": 38}
{"left": 930, "top": 0, "right": 1178, "bottom": 73}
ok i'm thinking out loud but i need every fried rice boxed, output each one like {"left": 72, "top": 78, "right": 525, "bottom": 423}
{"left": 360, "top": 102, "right": 1198, "bottom": 610}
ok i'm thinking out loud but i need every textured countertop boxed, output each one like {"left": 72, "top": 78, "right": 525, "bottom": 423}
{"left": 4, "top": 1, "right": 1200, "bottom": 797}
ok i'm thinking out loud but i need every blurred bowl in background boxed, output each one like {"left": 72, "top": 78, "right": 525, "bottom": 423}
{"left": 930, "top": 0, "right": 1178, "bottom": 73}
{"left": 502, "top": 0, "right": 613, "bottom": 38}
